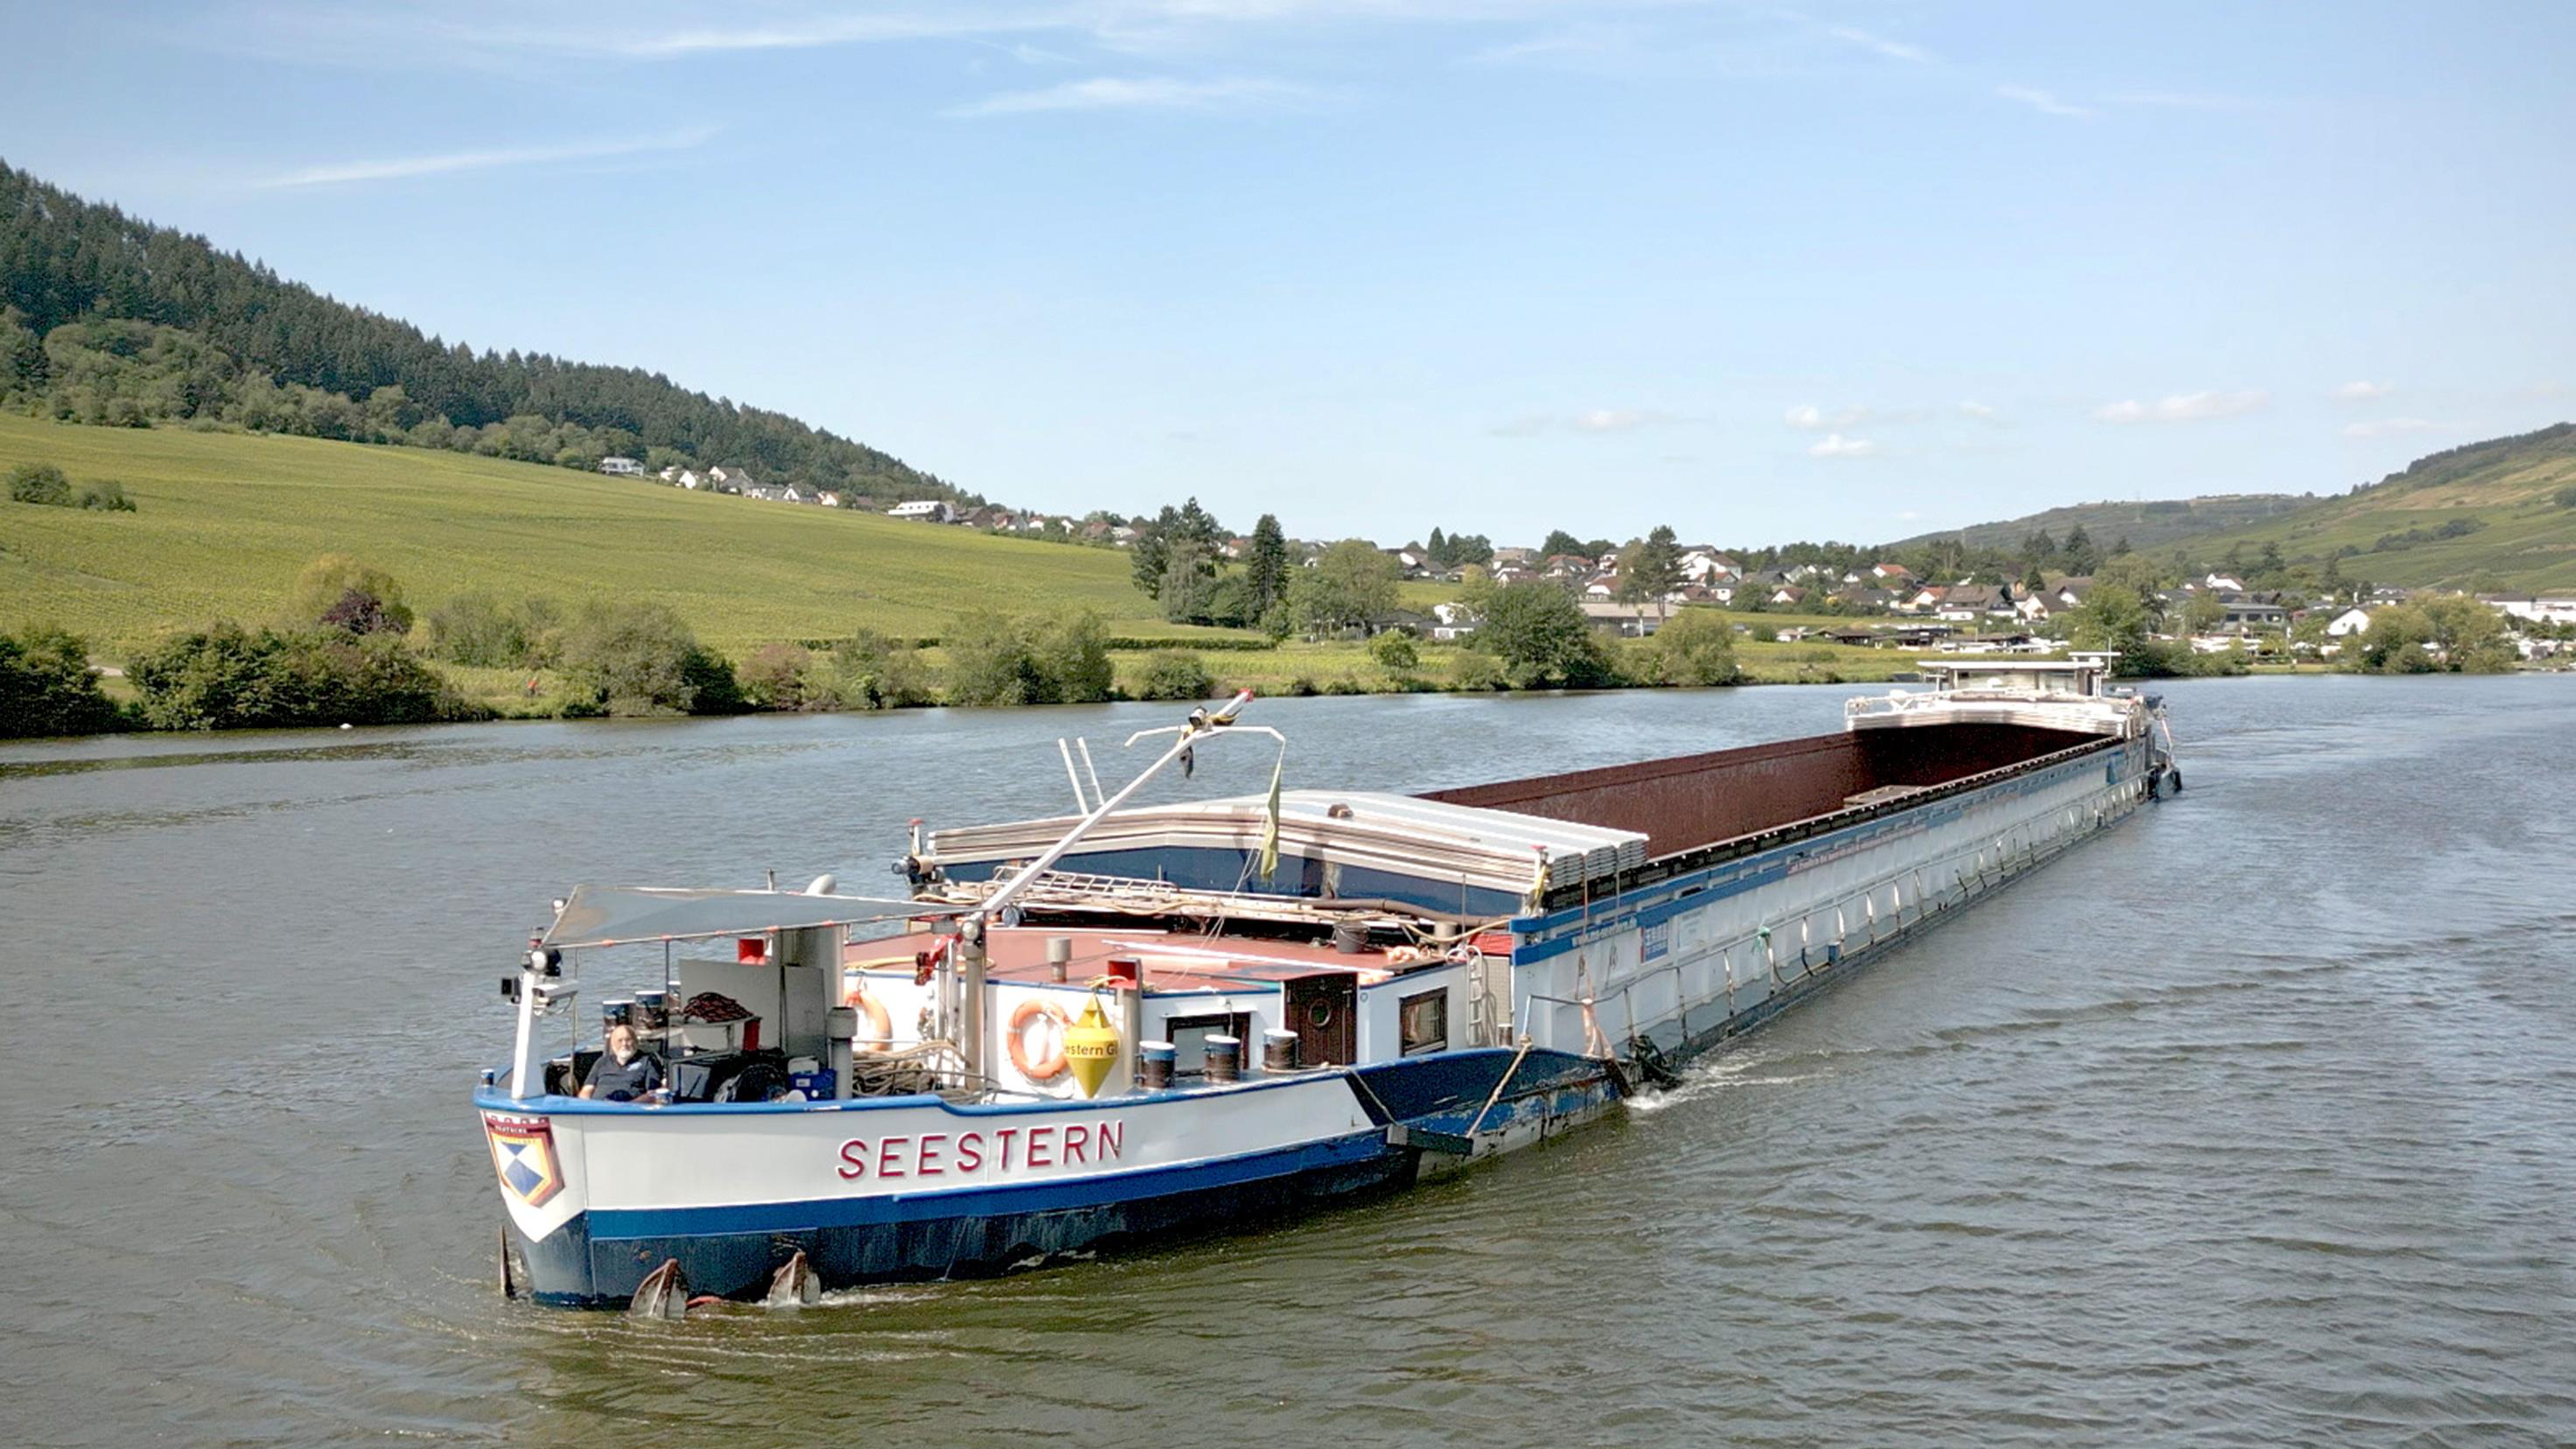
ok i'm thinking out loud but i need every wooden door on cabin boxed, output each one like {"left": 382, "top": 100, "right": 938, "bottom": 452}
{"left": 1284, "top": 972, "right": 1358, "bottom": 1065}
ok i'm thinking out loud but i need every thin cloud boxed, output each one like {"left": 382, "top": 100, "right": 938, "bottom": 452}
{"left": 1808, "top": 433, "right": 1876, "bottom": 458}
{"left": 257, "top": 127, "right": 716, "bottom": 187}
{"left": 2095, "top": 389, "right": 2270, "bottom": 424}
{"left": 2342, "top": 417, "right": 2439, "bottom": 438}
{"left": 1490, "top": 406, "right": 1677, "bottom": 437}
{"left": 2334, "top": 380, "right": 2395, "bottom": 401}
{"left": 1824, "top": 24, "right": 1932, "bottom": 64}
{"left": 1956, "top": 400, "right": 2006, "bottom": 423}
{"left": 1995, "top": 84, "right": 2096, "bottom": 118}
{"left": 612, "top": 11, "right": 1015, "bottom": 58}
{"left": 1572, "top": 408, "right": 1674, "bottom": 433}
{"left": 1785, "top": 402, "right": 1868, "bottom": 430}
{"left": 947, "top": 75, "right": 1319, "bottom": 116}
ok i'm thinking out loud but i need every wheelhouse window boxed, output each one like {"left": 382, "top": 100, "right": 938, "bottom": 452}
{"left": 1398, "top": 988, "right": 1448, "bottom": 1056}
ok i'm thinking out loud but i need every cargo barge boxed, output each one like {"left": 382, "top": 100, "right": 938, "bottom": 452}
{"left": 479, "top": 655, "right": 2175, "bottom": 1309}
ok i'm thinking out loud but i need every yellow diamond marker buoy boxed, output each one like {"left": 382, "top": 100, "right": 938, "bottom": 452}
{"left": 1062, "top": 990, "right": 1123, "bottom": 1099}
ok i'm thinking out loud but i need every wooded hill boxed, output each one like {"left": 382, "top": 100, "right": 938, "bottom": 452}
{"left": 2164, "top": 424, "right": 2576, "bottom": 592}
{"left": 0, "top": 160, "right": 968, "bottom": 507}
{"left": 1889, "top": 426, "right": 2576, "bottom": 592}
{"left": 1895, "top": 492, "right": 2315, "bottom": 556}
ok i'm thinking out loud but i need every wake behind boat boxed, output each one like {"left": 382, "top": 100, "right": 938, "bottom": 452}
{"left": 479, "top": 659, "right": 2177, "bottom": 1308}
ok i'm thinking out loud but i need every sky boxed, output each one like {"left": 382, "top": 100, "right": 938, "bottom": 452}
{"left": 7, "top": 1, "right": 2574, "bottom": 549}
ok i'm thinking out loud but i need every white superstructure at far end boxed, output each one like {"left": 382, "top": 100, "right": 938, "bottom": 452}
{"left": 1845, "top": 652, "right": 2150, "bottom": 739}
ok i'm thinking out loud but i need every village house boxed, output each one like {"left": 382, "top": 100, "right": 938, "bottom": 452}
{"left": 1580, "top": 601, "right": 1669, "bottom": 637}
{"left": 659, "top": 466, "right": 706, "bottom": 490}
{"left": 888, "top": 500, "right": 956, "bottom": 523}
{"left": 707, "top": 465, "right": 758, "bottom": 493}
{"left": 2485, "top": 595, "right": 2576, "bottom": 626}
{"left": 2216, "top": 593, "right": 2290, "bottom": 632}
{"left": 1870, "top": 562, "right": 1915, "bottom": 584}
{"left": 598, "top": 456, "right": 645, "bottom": 477}
{"left": 1936, "top": 584, "right": 2011, "bottom": 622}
{"left": 1677, "top": 549, "right": 1742, "bottom": 584}
{"left": 1490, "top": 545, "right": 1536, "bottom": 568}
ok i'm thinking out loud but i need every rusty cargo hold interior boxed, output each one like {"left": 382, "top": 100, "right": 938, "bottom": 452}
{"left": 1421, "top": 723, "right": 2102, "bottom": 860}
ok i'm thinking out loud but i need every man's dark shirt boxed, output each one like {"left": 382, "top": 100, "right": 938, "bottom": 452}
{"left": 584, "top": 1050, "right": 664, "bottom": 1101}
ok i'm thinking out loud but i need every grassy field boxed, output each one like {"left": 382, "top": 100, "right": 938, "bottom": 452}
{"left": 0, "top": 416, "right": 1237, "bottom": 658}
{"left": 0, "top": 416, "right": 2034, "bottom": 704}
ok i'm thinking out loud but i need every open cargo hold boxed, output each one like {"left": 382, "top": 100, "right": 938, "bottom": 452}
{"left": 1423, "top": 722, "right": 2106, "bottom": 862}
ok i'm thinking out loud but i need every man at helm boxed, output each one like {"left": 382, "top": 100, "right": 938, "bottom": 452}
{"left": 579, "top": 1021, "right": 664, "bottom": 1102}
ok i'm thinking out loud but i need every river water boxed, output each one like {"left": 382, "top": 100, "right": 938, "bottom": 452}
{"left": 4, "top": 677, "right": 2572, "bottom": 1446}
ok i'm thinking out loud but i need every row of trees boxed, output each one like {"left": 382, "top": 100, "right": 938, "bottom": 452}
{"left": 2054, "top": 571, "right": 2523, "bottom": 677}
{"left": 0, "top": 162, "right": 970, "bottom": 507}
{"left": 1128, "top": 498, "right": 1420, "bottom": 637}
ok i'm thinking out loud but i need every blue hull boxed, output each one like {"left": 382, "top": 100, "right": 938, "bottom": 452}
{"left": 509, "top": 1047, "right": 1620, "bottom": 1306}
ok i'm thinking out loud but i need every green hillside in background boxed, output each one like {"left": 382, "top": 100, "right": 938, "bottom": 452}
{"left": 0, "top": 416, "right": 1222, "bottom": 657}
{"left": 1896, "top": 492, "right": 2315, "bottom": 555}
{"left": 2169, "top": 424, "right": 2576, "bottom": 591}
{"left": 1, "top": 161, "right": 966, "bottom": 507}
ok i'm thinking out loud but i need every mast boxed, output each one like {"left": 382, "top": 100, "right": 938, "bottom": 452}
{"left": 946, "top": 690, "right": 1271, "bottom": 1083}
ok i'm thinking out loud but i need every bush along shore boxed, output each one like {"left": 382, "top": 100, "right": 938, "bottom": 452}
{"left": 33, "top": 554, "right": 2485, "bottom": 743}
{"left": 1, "top": 555, "right": 1764, "bottom": 738}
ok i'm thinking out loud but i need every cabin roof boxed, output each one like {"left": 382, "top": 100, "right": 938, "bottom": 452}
{"left": 543, "top": 885, "right": 950, "bottom": 950}
{"left": 923, "top": 788, "right": 1648, "bottom": 893}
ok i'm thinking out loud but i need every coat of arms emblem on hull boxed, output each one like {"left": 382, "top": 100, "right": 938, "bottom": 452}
{"left": 483, "top": 1113, "right": 563, "bottom": 1208}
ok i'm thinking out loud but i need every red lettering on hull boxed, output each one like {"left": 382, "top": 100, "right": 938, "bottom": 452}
{"left": 838, "top": 1118, "right": 1127, "bottom": 1183}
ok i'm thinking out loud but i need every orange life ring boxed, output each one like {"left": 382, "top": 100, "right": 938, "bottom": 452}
{"left": 1007, "top": 998, "right": 1072, "bottom": 1082}
{"left": 843, "top": 982, "right": 894, "bottom": 1049}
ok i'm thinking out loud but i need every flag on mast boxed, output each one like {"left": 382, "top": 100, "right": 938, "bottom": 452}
{"left": 1257, "top": 749, "right": 1284, "bottom": 881}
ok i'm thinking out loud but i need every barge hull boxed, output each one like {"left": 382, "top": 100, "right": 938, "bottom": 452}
{"left": 483, "top": 693, "right": 2166, "bottom": 1307}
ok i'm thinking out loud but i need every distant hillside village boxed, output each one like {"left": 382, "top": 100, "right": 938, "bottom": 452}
{"left": 613, "top": 452, "right": 2572, "bottom": 672}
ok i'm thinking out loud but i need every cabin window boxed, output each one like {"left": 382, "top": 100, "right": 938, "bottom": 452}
{"left": 1398, "top": 988, "right": 1448, "bottom": 1056}
{"left": 1165, "top": 1012, "right": 1253, "bottom": 1075}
